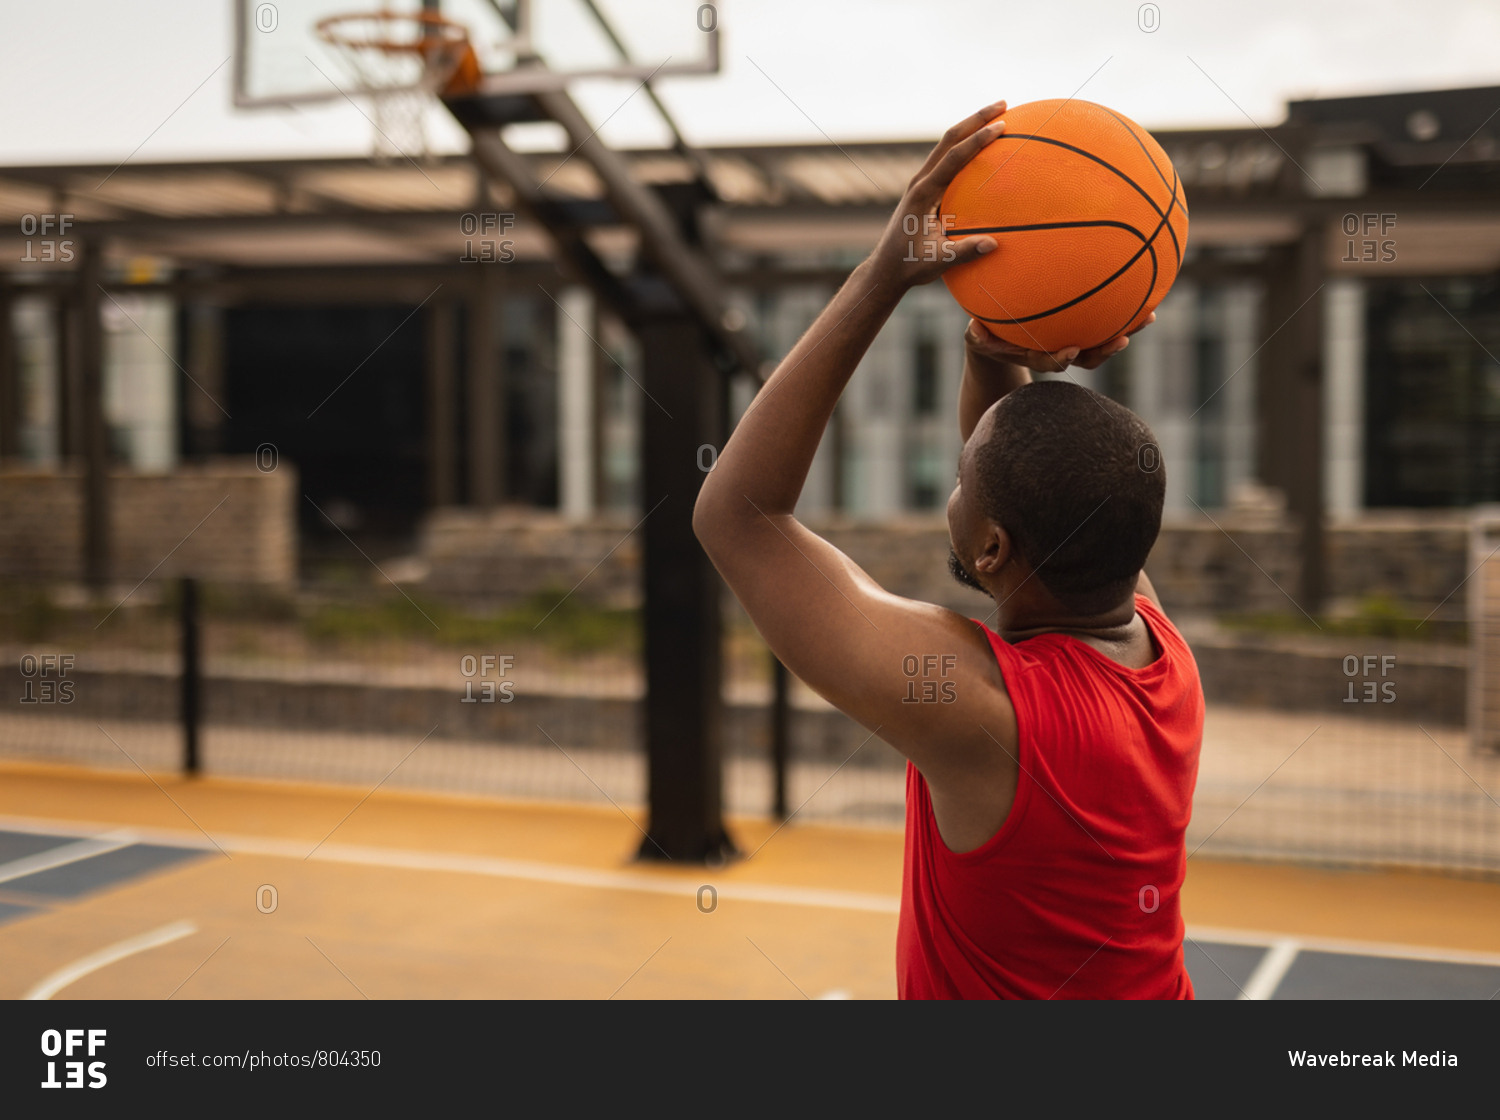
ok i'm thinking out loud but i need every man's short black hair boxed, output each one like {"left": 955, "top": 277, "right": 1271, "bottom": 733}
{"left": 972, "top": 380, "right": 1164, "bottom": 615}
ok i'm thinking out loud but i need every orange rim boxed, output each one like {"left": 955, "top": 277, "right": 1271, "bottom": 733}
{"left": 315, "top": 10, "right": 471, "bottom": 55}
{"left": 316, "top": 9, "right": 481, "bottom": 97}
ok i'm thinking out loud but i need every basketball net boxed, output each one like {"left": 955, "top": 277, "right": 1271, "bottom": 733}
{"left": 318, "top": 11, "right": 481, "bottom": 162}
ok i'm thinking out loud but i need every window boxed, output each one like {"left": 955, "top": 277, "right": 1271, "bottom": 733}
{"left": 912, "top": 332, "right": 939, "bottom": 416}
{"left": 1365, "top": 275, "right": 1500, "bottom": 507}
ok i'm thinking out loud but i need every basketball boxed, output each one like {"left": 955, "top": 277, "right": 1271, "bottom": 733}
{"left": 942, "top": 99, "right": 1189, "bottom": 352}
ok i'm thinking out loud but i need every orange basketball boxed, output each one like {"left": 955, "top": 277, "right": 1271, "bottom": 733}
{"left": 941, "top": 99, "right": 1189, "bottom": 352}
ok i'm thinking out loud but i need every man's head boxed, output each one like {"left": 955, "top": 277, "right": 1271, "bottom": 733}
{"left": 947, "top": 380, "right": 1165, "bottom": 618}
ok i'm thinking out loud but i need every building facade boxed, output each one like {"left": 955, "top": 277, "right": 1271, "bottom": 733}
{"left": 2, "top": 84, "right": 1498, "bottom": 573}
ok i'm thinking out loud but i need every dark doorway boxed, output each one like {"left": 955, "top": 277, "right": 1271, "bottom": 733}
{"left": 223, "top": 304, "right": 427, "bottom": 557}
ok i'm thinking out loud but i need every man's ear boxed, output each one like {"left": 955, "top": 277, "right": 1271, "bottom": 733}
{"left": 972, "top": 522, "right": 1011, "bottom": 576}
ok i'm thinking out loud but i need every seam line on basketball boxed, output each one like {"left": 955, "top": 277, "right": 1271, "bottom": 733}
{"left": 967, "top": 202, "right": 1171, "bottom": 327}
{"left": 1102, "top": 108, "right": 1173, "bottom": 196}
{"left": 1100, "top": 106, "right": 1191, "bottom": 222}
{"left": 984, "top": 132, "right": 1185, "bottom": 233}
{"left": 947, "top": 219, "right": 1149, "bottom": 237}
{"left": 1107, "top": 239, "right": 1159, "bottom": 350}
{"left": 1150, "top": 164, "right": 1185, "bottom": 270}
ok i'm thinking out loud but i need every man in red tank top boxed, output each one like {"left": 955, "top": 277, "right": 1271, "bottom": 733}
{"left": 693, "top": 101, "right": 1203, "bottom": 999}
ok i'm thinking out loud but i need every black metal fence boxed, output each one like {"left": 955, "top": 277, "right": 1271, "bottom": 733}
{"left": 3, "top": 573, "right": 1498, "bottom": 873}
{"left": 0, "top": 575, "right": 902, "bottom": 824}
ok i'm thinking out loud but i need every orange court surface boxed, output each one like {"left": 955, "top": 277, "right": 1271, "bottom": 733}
{"left": 5, "top": 760, "right": 1500, "bottom": 1001}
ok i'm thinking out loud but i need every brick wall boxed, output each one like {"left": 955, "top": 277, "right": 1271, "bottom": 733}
{"left": 0, "top": 459, "right": 296, "bottom": 585}
{"left": 421, "top": 508, "right": 642, "bottom": 606}
{"left": 1324, "top": 513, "right": 1472, "bottom": 614}
{"left": 418, "top": 507, "right": 1472, "bottom": 619}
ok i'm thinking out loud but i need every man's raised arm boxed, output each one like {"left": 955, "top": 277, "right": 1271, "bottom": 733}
{"left": 691, "top": 103, "right": 1017, "bottom": 772}
{"left": 695, "top": 104, "right": 1009, "bottom": 532}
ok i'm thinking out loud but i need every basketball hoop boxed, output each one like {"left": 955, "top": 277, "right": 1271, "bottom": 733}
{"left": 317, "top": 10, "right": 482, "bottom": 161}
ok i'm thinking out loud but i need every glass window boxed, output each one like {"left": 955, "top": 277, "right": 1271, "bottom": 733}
{"left": 1365, "top": 275, "right": 1500, "bottom": 507}
{"left": 912, "top": 332, "right": 939, "bottom": 416}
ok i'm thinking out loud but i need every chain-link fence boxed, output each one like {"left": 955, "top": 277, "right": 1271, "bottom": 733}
{"left": 2, "top": 570, "right": 1497, "bottom": 873}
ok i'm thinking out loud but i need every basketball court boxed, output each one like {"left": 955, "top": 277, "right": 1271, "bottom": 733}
{"left": 5, "top": 761, "right": 1500, "bottom": 1000}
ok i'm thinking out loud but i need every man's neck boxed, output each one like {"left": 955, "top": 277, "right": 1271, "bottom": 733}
{"left": 995, "top": 598, "right": 1140, "bottom": 645}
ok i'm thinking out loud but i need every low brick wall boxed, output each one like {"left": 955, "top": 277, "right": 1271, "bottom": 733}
{"left": 418, "top": 508, "right": 1473, "bottom": 620}
{"left": 1188, "top": 632, "right": 1467, "bottom": 725}
{"left": 1150, "top": 512, "right": 1471, "bottom": 617}
{"left": 1324, "top": 513, "right": 1472, "bottom": 612}
{"left": 0, "top": 460, "right": 296, "bottom": 585}
{"left": 1148, "top": 516, "right": 1300, "bottom": 615}
{"left": 421, "top": 509, "right": 642, "bottom": 607}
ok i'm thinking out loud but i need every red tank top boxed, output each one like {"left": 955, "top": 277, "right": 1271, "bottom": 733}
{"left": 897, "top": 594, "right": 1203, "bottom": 999}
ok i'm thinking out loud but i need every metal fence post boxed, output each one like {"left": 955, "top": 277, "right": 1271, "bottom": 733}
{"left": 181, "top": 577, "right": 201, "bottom": 775}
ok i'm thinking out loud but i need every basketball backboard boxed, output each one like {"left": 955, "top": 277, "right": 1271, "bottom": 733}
{"left": 232, "top": 0, "right": 721, "bottom": 107}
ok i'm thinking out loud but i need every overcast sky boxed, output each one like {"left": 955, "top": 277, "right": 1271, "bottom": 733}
{"left": 2, "top": 0, "right": 1498, "bottom": 166}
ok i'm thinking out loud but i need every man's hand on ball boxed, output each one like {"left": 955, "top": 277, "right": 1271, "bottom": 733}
{"left": 964, "top": 312, "right": 1157, "bottom": 373}
{"left": 866, "top": 101, "right": 1007, "bottom": 289}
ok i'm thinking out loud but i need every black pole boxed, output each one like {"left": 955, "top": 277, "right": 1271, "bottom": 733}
{"left": 181, "top": 577, "right": 201, "bottom": 776}
{"left": 637, "top": 315, "right": 735, "bottom": 862}
{"left": 0, "top": 282, "right": 17, "bottom": 460}
{"left": 77, "top": 240, "right": 109, "bottom": 591}
{"left": 1257, "top": 224, "right": 1326, "bottom": 613}
{"left": 770, "top": 653, "right": 790, "bottom": 820}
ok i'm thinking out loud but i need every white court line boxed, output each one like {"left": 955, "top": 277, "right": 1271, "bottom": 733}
{"left": 1238, "top": 937, "right": 1301, "bottom": 1000}
{"left": 4, "top": 814, "right": 1500, "bottom": 967}
{"left": 274, "top": 837, "right": 904, "bottom": 914}
{"left": 0, "top": 814, "right": 900, "bottom": 914}
{"left": 23, "top": 920, "right": 197, "bottom": 1000}
{"left": 0, "top": 831, "right": 137, "bottom": 886}
{"left": 1184, "top": 924, "right": 1500, "bottom": 968}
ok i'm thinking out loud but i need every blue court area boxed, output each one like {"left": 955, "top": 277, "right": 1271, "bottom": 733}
{"left": 1185, "top": 935, "right": 1500, "bottom": 1000}
{"left": 0, "top": 829, "right": 206, "bottom": 931}
{"left": 1276, "top": 952, "right": 1500, "bottom": 1000}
